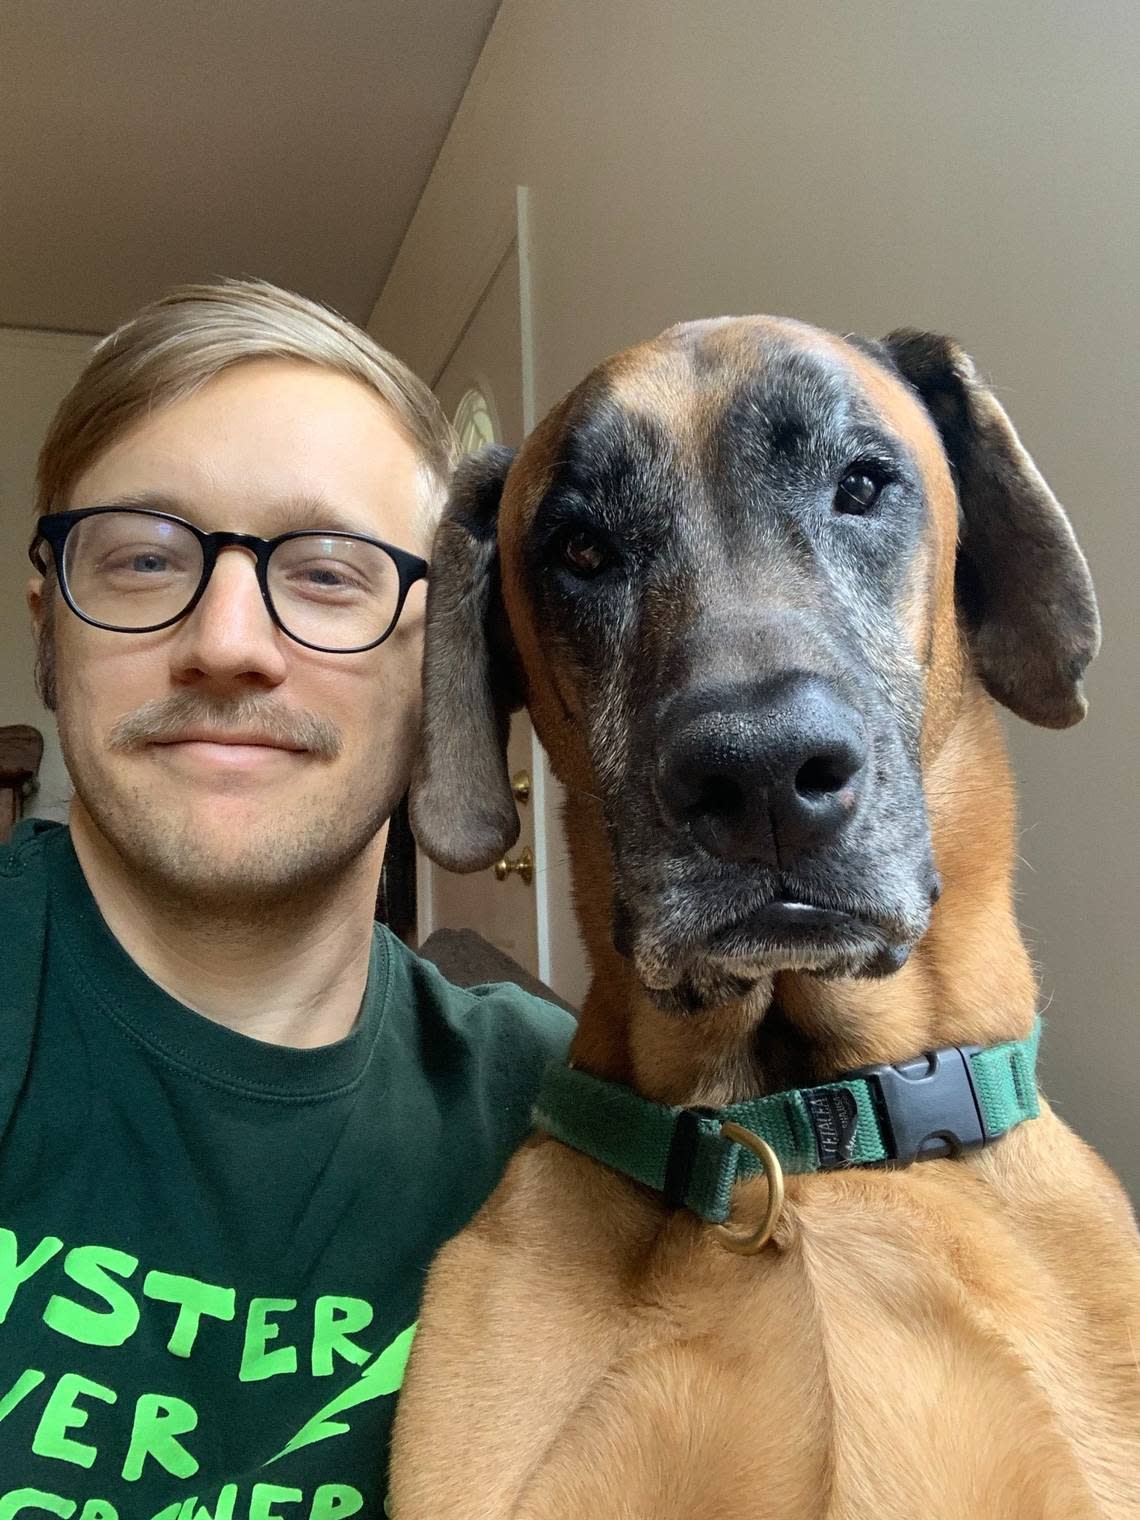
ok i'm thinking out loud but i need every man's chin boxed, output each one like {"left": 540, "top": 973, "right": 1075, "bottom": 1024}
{"left": 74, "top": 776, "right": 390, "bottom": 911}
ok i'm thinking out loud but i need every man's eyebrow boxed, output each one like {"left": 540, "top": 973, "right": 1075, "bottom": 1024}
{"left": 73, "top": 489, "right": 186, "bottom": 515}
{"left": 75, "top": 491, "right": 379, "bottom": 540}
{"left": 263, "top": 496, "right": 379, "bottom": 538}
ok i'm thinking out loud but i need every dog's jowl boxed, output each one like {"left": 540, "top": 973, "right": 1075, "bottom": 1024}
{"left": 397, "top": 318, "right": 1137, "bottom": 1520}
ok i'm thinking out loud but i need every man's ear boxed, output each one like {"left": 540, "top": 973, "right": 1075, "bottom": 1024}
{"left": 26, "top": 573, "right": 58, "bottom": 712}
{"left": 27, "top": 575, "right": 44, "bottom": 637}
{"left": 880, "top": 329, "right": 1100, "bottom": 729}
{"left": 409, "top": 444, "right": 523, "bottom": 872}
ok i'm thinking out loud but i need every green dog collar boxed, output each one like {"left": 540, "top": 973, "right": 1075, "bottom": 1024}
{"left": 534, "top": 1022, "right": 1041, "bottom": 1228}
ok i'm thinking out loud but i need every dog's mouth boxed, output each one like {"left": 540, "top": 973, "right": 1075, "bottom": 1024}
{"left": 714, "top": 897, "right": 856, "bottom": 939}
{"left": 628, "top": 885, "right": 920, "bottom": 1004}
{"left": 704, "top": 896, "right": 904, "bottom": 971}
{"left": 610, "top": 740, "right": 937, "bottom": 1006}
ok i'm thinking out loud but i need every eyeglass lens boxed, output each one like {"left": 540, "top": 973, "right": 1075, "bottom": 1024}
{"left": 61, "top": 512, "right": 403, "bottom": 649}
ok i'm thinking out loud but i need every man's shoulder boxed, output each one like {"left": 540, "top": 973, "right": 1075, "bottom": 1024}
{"left": 0, "top": 817, "right": 63, "bottom": 924}
{"left": 376, "top": 925, "right": 575, "bottom": 1079}
{"left": 1, "top": 816, "right": 63, "bottom": 875}
{"left": 372, "top": 928, "right": 575, "bottom": 1216}
{"left": 0, "top": 821, "right": 64, "bottom": 1123}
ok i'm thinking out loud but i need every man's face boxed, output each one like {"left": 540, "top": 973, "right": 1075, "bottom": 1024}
{"left": 29, "top": 358, "right": 429, "bottom": 908}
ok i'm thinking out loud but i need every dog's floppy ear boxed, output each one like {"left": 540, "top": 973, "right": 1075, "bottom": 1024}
{"left": 880, "top": 329, "right": 1100, "bottom": 728}
{"left": 409, "top": 444, "right": 523, "bottom": 872}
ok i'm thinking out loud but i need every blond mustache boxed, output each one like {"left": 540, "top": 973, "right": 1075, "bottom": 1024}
{"left": 108, "top": 693, "right": 342, "bottom": 760}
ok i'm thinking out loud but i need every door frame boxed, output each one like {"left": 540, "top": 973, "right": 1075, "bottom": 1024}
{"left": 415, "top": 187, "right": 554, "bottom": 983}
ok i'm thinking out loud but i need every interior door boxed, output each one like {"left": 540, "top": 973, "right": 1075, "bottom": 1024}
{"left": 425, "top": 246, "right": 541, "bottom": 976}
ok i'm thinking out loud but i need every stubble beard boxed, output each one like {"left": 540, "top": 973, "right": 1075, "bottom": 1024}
{"left": 60, "top": 712, "right": 405, "bottom": 927}
{"left": 86, "top": 775, "right": 394, "bottom": 922}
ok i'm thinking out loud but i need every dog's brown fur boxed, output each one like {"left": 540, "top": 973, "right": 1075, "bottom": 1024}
{"left": 394, "top": 319, "right": 1140, "bottom": 1518}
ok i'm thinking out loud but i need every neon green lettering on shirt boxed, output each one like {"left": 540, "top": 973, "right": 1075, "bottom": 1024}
{"left": 153, "top": 1489, "right": 237, "bottom": 1520}
{"left": 43, "top": 1246, "right": 140, "bottom": 1348}
{"left": 0, "top": 1369, "right": 47, "bottom": 1425}
{"left": 310, "top": 1297, "right": 373, "bottom": 1375}
{"left": 122, "top": 1394, "right": 199, "bottom": 1482}
{"left": 31, "top": 1372, "right": 116, "bottom": 1468}
{"left": 0, "top": 1491, "right": 76, "bottom": 1519}
{"left": 77, "top": 1504, "right": 118, "bottom": 1520}
{"left": 239, "top": 1299, "right": 298, "bottom": 1383}
{"left": 248, "top": 1488, "right": 302, "bottom": 1520}
{"left": 143, "top": 1272, "right": 236, "bottom": 1359}
{"left": 190, "top": 1489, "right": 237, "bottom": 1520}
{"left": 309, "top": 1487, "right": 363, "bottom": 1519}
{"left": 0, "top": 1229, "right": 64, "bottom": 1322}
{"left": 270, "top": 1321, "right": 416, "bottom": 1462}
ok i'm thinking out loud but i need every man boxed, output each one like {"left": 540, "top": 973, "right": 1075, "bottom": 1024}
{"left": 1, "top": 280, "right": 573, "bottom": 1517}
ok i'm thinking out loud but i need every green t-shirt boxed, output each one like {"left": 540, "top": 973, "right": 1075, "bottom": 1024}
{"left": 0, "top": 819, "right": 573, "bottom": 1519}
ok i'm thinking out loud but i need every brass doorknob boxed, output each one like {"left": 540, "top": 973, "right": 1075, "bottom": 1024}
{"left": 494, "top": 846, "right": 534, "bottom": 885}
{"left": 511, "top": 770, "right": 532, "bottom": 805}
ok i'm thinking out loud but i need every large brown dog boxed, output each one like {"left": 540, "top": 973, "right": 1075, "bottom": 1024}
{"left": 394, "top": 318, "right": 1140, "bottom": 1518}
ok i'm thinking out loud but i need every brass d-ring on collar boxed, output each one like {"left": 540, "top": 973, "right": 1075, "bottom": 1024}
{"left": 712, "top": 1122, "right": 785, "bottom": 1255}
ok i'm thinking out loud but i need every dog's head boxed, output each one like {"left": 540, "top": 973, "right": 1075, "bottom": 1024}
{"left": 411, "top": 318, "right": 1098, "bottom": 1011}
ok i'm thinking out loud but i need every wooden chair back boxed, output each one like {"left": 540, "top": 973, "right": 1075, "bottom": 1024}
{"left": 0, "top": 725, "right": 44, "bottom": 844}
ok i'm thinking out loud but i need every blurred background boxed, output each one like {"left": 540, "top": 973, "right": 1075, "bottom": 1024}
{"left": 2, "top": 0, "right": 1136, "bottom": 1195}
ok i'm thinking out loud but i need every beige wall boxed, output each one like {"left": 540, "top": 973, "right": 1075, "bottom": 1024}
{"left": 0, "top": 329, "right": 92, "bottom": 820}
{"left": 371, "top": 0, "right": 1139, "bottom": 1195}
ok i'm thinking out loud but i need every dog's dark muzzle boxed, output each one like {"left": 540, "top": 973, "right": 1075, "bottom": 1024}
{"left": 654, "top": 674, "right": 869, "bottom": 868}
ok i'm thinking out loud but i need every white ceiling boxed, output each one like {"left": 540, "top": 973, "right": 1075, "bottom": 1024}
{"left": 0, "top": 0, "right": 501, "bottom": 334}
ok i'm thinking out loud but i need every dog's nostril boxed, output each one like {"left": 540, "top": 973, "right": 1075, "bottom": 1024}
{"left": 657, "top": 679, "right": 869, "bottom": 865}
{"left": 664, "top": 769, "right": 747, "bottom": 825}
{"left": 795, "top": 755, "right": 851, "bottom": 798}
{"left": 695, "top": 773, "right": 745, "bottom": 819}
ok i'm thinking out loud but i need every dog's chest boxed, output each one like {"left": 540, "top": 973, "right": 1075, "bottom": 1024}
{"left": 504, "top": 1170, "right": 1109, "bottom": 1519}
{"left": 394, "top": 1139, "right": 1136, "bottom": 1520}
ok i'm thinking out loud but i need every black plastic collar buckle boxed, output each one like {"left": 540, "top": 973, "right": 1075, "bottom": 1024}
{"left": 848, "top": 1044, "right": 990, "bottom": 1165}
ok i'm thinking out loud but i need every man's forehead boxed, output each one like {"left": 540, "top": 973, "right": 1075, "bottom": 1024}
{"left": 65, "top": 360, "right": 424, "bottom": 540}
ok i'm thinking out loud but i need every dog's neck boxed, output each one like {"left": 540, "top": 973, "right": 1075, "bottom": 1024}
{"left": 566, "top": 686, "right": 1038, "bottom": 1109}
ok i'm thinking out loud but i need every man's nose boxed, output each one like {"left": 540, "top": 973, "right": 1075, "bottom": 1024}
{"left": 169, "top": 550, "right": 289, "bottom": 689}
{"left": 654, "top": 675, "right": 868, "bottom": 866}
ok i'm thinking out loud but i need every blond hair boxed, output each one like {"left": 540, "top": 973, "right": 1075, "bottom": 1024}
{"left": 31, "top": 279, "right": 458, "bottom": 710}
{"left": 34, "top": 278, "right": 458, "bottom": 540}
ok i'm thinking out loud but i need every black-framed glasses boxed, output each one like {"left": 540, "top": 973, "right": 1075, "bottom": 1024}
{"left": 30, "top": 506, "right": 428, "bottom": 654}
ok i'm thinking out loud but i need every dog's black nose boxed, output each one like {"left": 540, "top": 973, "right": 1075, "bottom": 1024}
{"left": 655, "top": 677, "right": 868, "bottom": 865}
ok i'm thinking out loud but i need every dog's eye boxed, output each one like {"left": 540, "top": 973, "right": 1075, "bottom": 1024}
{"left": 558, "top": 527, "right": 610, "bottom": 577}
{"left": 834, "top": 471, "right": 884, "bottom": 514}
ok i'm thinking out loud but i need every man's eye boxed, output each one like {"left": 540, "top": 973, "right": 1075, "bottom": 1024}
{"left": 289, "top": 563, "right": 362, "bottom": 592}
{"left": 834, "top": 470, "right": 885, "bottom": 515}
{"left": 104, "top": 549, "right": 177, "bottom": 574}
{"left": 558, "top": 527, "right": 610, "bottom": 577}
